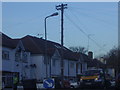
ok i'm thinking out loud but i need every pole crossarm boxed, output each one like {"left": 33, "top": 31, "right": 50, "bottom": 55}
{"left": 56, "top": 4, "right": 67, "bottom": 10}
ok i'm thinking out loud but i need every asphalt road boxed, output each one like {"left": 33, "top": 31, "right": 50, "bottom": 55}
{"left": 70, "top": 85, "right": 115, "bottom": 89}
{"left": 3, "top": 86, "right": 116, "bottom": 90}
{"left": 53, "top": 88, "right": 116, "bottom": 90}
{"left": 3, "top": 88, "right": 115, "bottom": 90}
{"left": 55, "top": 87, "right": 116, "bottom": 90}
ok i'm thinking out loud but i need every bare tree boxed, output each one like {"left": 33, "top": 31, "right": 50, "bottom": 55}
{"left": 100, "top": 46, "right": 120, "bottom": 75}
{"left": 69, "top": 46, "right": 87, "bottom": 54}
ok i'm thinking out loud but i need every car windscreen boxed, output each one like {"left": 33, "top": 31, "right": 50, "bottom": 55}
{"left": 83, "top": 70, "right": 102, "bottom": 76}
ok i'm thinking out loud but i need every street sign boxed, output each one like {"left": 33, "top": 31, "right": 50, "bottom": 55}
{"left": 43, "top": 78, "right": 55, "bottom": 88}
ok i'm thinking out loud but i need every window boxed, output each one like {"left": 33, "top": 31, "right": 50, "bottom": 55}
{"left": 2, "top": 51, "right": 9, "bottom": 60}
{"left": 15, "top": 52, "right": 21, "bottom": 62}
{"left": 22, "top": 53, "right": 28, "bottom": 63}
{"left": 15, "top": 52, "right": 28, "bottom": 63}
{"left": 52, "top": 59, "right": 56, "bottom": 67}
{"left": 44, "top": 56, "right": 50, "bottom": 64}
{"left": 78, "top": 63, "right": 80, "bottom": 69}
{"left": 70, "top": 62, "right": 74, "bottom": 68}
{"left": 81, "top": 64, "right": 82, "bottom": 73}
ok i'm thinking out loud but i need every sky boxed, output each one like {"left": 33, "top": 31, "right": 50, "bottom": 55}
{"left": 2, "top": 2, "right": 118, "bottom": 57}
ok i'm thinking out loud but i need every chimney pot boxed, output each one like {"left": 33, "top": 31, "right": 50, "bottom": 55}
{"left": 88, "top": 51, "right": 93, "bottom": 59}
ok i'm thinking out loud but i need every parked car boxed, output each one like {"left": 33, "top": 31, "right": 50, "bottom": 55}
{"left": 70, "top": 81, "right": 79, "bottom": 88}
{"left": 110, "top": 78, "right": 115, "bottom": 87}
{"left": 63, "top": 80, "right": 71, "bottom": 88}
{"left": 79, "top": 69, "right": 111, "bottom": 88}
{"left": 115, "top": 73, "right": 120, "bottom": 89}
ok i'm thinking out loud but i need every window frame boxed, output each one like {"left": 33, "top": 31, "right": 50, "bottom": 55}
{"left": 15, "top": 52, "right": 21, "bottom": 62}
{"left": 52, "top": 59, "right": 56, "bottom": 67}
{"left": 22, "top": 52, "right": 28, "bottom": 63}
{"left": 2, "top": 50, "right": 10, "bottom": 60}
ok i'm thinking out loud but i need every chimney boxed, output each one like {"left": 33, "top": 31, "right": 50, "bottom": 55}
{"left": 88, "top": 51, "right": 93, "bottom": 59}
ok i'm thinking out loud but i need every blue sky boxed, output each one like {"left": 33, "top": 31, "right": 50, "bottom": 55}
{"left": 2, "top": 2, "right": 118, "bottom": 57}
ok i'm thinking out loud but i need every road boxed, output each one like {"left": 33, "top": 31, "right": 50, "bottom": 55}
{"left": 55, "top": 88, "right": 116, "bottom": 90}
{"left": 3, "top": 86, "right": 116, "bottom": 90}
{"left": 54, "top": 88, "right": 115, "bottom": 90}
{"left": 38, "top": 87, "right": 116, "bottom": 90}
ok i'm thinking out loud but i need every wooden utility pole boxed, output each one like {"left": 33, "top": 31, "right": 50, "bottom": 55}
{"left": 56, "top": 4, "right": 67, "bottom": 80}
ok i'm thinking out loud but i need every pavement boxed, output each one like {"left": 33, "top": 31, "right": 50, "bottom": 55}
{"left": 2, "top": 88, "right": 13, "bottom": 90}
{"left": 2, "top": 88, "right": 116, "bottom": 90}
{"left": 2, "top": 88, "right": 23, "bottom": 90}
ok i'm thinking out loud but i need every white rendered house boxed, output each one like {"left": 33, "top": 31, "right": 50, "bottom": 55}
{"left": 2, "top": 33, "right": 89, "bottom": 87}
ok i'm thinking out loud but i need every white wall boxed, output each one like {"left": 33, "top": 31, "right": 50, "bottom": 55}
{"left": 2, "top": 47, "right": 14, "bottom": 72}
{"left": 63, "top": 59, "right": 77, "bottom": 77}
{"left": 2, "top": 46, "right": 88, "bottom": 81}
{"left": 2, "top": 46, "right": 31, "bottom": 80}
{"left": 2, "top": 41, "right": 90, "bottom": 85}
{"left": 63, "top": 59, "right": 68, "bottom": 76}
{"left": 82, "top": 62, "right": 87, "bottom": 73}
{"left": 69, "top": 60, "right": 77, "bottom": 77}
{"left": 51, "top": 50, "right": 61, "bottom": 77}
{"left": 51, "top": 50, "right": 77, "bottom": 78}
{"left": 51, "top": 58, "right": 61, "bottom": 76}
{"left": 31, "top": 54, "right": 51, "bottom": 80}
{"left": 77, "top": 63, "right": 82, "bottom": 74}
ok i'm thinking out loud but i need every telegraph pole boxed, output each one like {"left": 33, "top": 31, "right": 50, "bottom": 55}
{"left": 56, "top": 4, "right": 67, "bottom": 80}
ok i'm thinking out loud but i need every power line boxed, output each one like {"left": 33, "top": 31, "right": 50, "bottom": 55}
{"left": 64, "top": 13, "right": 107, "bottom": 53}
{"left": 66, "top": 8, "right": 116, "bottom": 53}
{"left": 69, "top": 6, "right": 117, "bottom": 16}
{"left": 68, "top": 7, "right": 116, "bottom": 28}
{"left": 67, "top": 9, "right": 90, "bottom": 33}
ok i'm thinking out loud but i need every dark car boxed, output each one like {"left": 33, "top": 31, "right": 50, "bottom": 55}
{"left": 116, "top": 73, "right": 120, "bottom": 89}
{"left": 63, "top": 80, "right": 71, "bottom": 88}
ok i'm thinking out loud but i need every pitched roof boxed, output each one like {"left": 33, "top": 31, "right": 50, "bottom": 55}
{"left": 80, "top": 53, "right": 104, "bottom": 68}
{"left": 86, "top": 58, "right": 104, "bottom": 68}
{"left": 57, "top": 48, "right": 80, "bottom": 61}
{"left": 20, "top": 35, "right": 80, "bottom": 60}
{"left": 92, "top": 59, "right": 105, "bottom": 68}
{"left": 2, "top": 33, "right": 105, "bottom": 67}
{"left": 2, "top": 33, "right": 18, "bottom": 49}
{"left": 2, "top": 33, "right": 93, "bottom": 61}
{"left": 20, "top": 35, "right": 55, "bottom": 56}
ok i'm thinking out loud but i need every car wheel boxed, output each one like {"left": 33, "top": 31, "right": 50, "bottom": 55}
{"left": 71, "top": 86, "right": 74, "bottom": 88}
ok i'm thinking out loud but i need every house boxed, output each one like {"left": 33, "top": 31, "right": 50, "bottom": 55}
{"left": 18, "top": 35, "right": 88, "bottom": 81}
{"left": 2, "top": 33, "right": 90, "bottom": 87}
{"left": 2, "top": 33, "right": 31, "bottom": 87}
{"left": 86, "top": 51, "right": 105, "bottom": 70}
